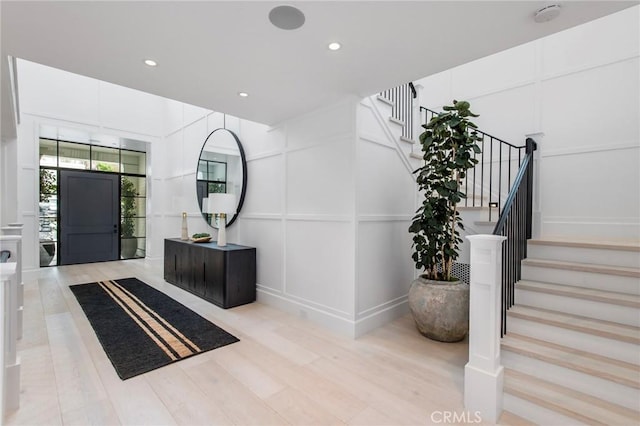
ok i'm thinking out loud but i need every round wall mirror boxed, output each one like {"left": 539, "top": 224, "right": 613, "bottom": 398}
{"left": 196, "top": 128, "right": 247, "bottom": 228}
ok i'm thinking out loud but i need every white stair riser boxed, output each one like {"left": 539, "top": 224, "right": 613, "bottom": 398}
{"left": 387, "top": 118, "right": 404, "bottom": 140}
{"left": 502, "top": 350, "right": 640, "bottom": 411}
{"left": 503, "top": 392, "right": 589, "bottom": 426}
{"left": 521, "top": 264, "right": 640, "bottom": 295}
{"left": 507, "top": 315, "right": 640, "bottom": 365}
{"left": 515, "top": 288, "right": 640, "bottom": 327}
{"left": 527, "top": 245, "right": 640, "bottom": 269}
{"left": 460, "top": 209, "right": 492, "bottom": 227}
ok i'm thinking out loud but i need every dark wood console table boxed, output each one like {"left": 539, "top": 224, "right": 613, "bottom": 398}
{"left": 164, "top": 238, "right": 256, "bottom": 309}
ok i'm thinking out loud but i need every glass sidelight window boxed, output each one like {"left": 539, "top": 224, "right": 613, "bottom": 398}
{"left": 38, "top": 138, "right": 147, "bottom": 265}
{"left": 39, "top": 168, "right": 58, "bottom": 267}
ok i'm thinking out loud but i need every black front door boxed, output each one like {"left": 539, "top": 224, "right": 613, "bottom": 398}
{"left": 59, "top": 170, "right": 119, "bottom": 265}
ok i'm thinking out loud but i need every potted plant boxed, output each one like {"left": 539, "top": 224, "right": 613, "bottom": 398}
{"left": 121, "top": 177, "right": 138, "bottom": 258}
{"left": 39, "top": 169, "right": 57, "bottom": 266}
{"left": 408, "top": 100, "right": 481, "bottom": 342}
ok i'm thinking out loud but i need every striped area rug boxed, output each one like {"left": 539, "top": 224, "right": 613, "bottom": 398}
{"left": 70, "top": 277, "right": 239, "bottom": 379}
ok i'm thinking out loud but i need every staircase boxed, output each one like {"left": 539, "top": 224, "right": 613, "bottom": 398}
{"left": 501, "top": 239, "right": 640, "bottom": 425}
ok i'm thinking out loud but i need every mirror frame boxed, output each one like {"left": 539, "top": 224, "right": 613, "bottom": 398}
{"left": 196, "top": 128, "right": 247, "bottom": 228}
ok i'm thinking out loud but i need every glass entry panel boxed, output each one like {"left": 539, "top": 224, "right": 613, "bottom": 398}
{"left": 38, "top": 138, "right": 147, "bottom": 265}
{"left": 39, "top": 168, "right": 58, "bottom": 267}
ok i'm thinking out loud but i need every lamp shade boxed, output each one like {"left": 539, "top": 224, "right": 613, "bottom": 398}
{"left": 207, "top": 193, "right": 236, "bottom": 214}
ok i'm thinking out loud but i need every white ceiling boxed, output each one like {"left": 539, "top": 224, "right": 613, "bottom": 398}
{"left": 1, "top": 1, "right": 637, "bottom": 137}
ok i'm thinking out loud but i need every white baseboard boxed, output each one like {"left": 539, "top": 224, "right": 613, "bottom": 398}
{"left": 257, "top": 288, "right": 357, "bottom": 338}
{"left": 354, "top": 299, "right": 409, "bottom": 337}
{"left": 257, "top": 288, "right": 409, "bottom": 338}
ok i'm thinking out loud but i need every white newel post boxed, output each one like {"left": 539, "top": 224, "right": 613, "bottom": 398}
{"left": 0, "top": 228, "right": 23, "bottom": 340}
{"left": 0, "top": 261, "right": 19, "bottom": 417}
{"left": 464, "top": 234, "right": 506, "bottom": 423}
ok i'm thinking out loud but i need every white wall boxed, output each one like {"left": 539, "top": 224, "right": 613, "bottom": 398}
{"left": 0, "top": 136, "right": 18, "bottom": 226}
{"left": 355, "top": 97, "right": 416, "bottom": 335}
{"left": 238, "top": 97, "right": 360, "bottom": 336}
{"left": 417, "top": 6, "right": 640, "bottom": 241}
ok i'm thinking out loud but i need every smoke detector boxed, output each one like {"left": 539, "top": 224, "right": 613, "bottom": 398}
{"left": 534, "top": 4, "right": 562, "bottom": 23}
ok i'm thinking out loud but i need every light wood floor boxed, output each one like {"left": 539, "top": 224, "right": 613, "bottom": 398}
{"left": 5, "top": 258, "right": 489, "bottom": 426}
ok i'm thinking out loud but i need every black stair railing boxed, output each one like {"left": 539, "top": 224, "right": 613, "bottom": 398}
{"left": 379, "top": 82, "right": 417, "bottom": 140}
{"left": 421, "top": 106, "right": 528, "bottom": 222}
{"left": 493, "top": 137, "right": 537, "bottom": 336}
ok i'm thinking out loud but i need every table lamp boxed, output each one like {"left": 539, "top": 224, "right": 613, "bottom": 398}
{"left": 206, "top": 193, "right": 236, "bottom": 246}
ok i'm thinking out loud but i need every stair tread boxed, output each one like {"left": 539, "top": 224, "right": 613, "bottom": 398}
{"left": 502, "top": 333, "right": 640, "bottom": 389}
{"left": 399, "top": 136, "right": 416, "bottom": 145}
{"left": 516, "top": 280, "right": 640, "bottom": 308}
{"left": 529, "top": 239, "right": 640, "bottom": 253}
{"left": 389, "top": 116, "right": 404, "bottom": 126}
{"left": 474, "top": 221, "right": 497, "bottom": 226}
{"left": 498, "top": 410, "right": 537, "bottom": 426}
{"left": 522, "top": 258, "right": 640, "bottom": 278}
{"left": 504, "top": 368, "right": 640, "bottom": 425}
{"left": 508, "top": 305, "right": 640, "bottom": 345}
{"left": 375, "top": 95, "right": 394, "bottom": 107}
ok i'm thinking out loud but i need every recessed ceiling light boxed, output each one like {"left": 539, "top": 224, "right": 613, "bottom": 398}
{"left": 328, "top": 42, "right": 342, "bottom": 51}
{"left": 143, "top": 59, "right": 157, "bottom": 67}
{"left": 269, "top": 5, "right": 305, "bottom": 30}
{"left": 238, "top": 92, "right": 249, "bottom": 98}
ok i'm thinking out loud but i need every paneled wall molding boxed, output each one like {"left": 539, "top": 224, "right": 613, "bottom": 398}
{"left": 359, "top": 133, "right": 395, "bottom": 149}
{"left": 257, "top": 288, "right": 357, "bottom": 337}
{"left": 285, "top": 214, "right": 352, "bottom": 223}
{"left": 256, "top": 283, "right": 283, "bottom": 295}
{"left": 358, "top": 214, "right": 412, "bottom": 222}
{"left": 353, "top": 299, "right": 409, "bottom": 337}
{"left": 164, "top": 171, "right": 195, "bottom": 181}
{"left": 541, "top": 54, "right": 639, "bottom": 83}
{"left": 98, "top": 126, "right": 162, "bottom": 142}
{"left": 163, "top": 127, "right": 183, "bottom": 138}
{"left": 365, "top": 96, "right": 414, "bottom": 174}
{"left": 284, "top": 132, "right": 352, "bottom": 154}
{"left": 176, "top": 112, "right": 209, "bottom": 137}
{"left": 464, "top": 80, "right": 536, "bottom": 106}
{"left": 541, "top": 142, "right": 639, "bottom": 158}
{"left": 356, "top": 294, "right": 407, "bottom": 317}
{"left": 21, "top": 111, "right": 100, "bottom": 129}
{"left": 258, "top": 286, "right": 352, "bottom": 318}
{"left": 23, "top": 113, "right": 160, "bottom": 144}
{"left": 245, "top": 151, "right": 282, "bottom": 162}
{"left": 240, "top": 213, "right": 283, "bottom": 221}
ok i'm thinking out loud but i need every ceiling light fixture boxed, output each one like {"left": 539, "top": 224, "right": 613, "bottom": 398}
{"left": 143, "top": 59, "right": 157, "bottom": 67}
{"left": 328, "top": 42, "right": 341, "bottom": 51}
{"left": 534, "top": 4, "right": 561, "bottom": 23}
{"left": 238, "top": 92, "right": 249, "bottom": 98}
{"left": 269, "top": 5, "right": 305, "bottom": 30}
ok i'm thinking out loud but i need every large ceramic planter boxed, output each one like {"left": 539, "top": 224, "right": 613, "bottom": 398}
{"left": 121, "top": 237, "right": 138, "bottom": 258}
{"left": 39, "top": 241, "right": 56, "bottom": 267}
{"left": 408, "top": 276, "right": 469, "bottom": 342}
